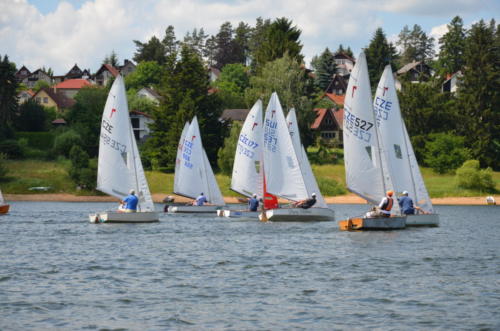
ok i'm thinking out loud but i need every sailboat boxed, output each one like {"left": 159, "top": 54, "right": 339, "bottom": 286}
{"left": 0, "top": 189, "right": 10, "bottom": 214}
{"left": 88, "top": 75, "right": 158, "bottom": 223}
{"left": 374, "top": 65, "right": 439, "bottom": 226}
{"left": 168, "top": 116, "right": 225, "bottom": 213}
{"left": 338, "top": 52, "right": 405, "bottom": 230}
{"left": 218, "top": 100, "right": 265, "bottom": 219}
{"left": 259, "top": 93, "right": 335, "bottom": 222}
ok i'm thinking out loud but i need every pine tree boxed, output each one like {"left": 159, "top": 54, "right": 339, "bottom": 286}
{"left": 458, "top": 20, "right": 500, "bottom": 169}
{"left": 365, "top": 28, "right": 398, "bottom": 89}
{"left": 248, "top": 17, "right": 271, "bottom": 72}
{"left": 214, "top": 22, "right": 236, "bottom": 69}
{"left": 253, "top": 17, "right": 303, "bottom": 70}
{"left": 311, "top": 48, "right": 336, "bottom": 91}
{"left": 437, "top": 16, "right": 466, "bottom": 76}
{"left": 147, "top": 45, "right": 224, "bottom": 170}
{"left": 162, "top": 25, "right": 179, "bottom": 60}
{"left": 233, "top": 22, "right": 252, "bottom": 65}
{"left": 133, "top": 36, "right": 167, "bottom": 64}
{"left": 397, "top": 24, "right": 435, "bottom": 65}
{"left": 0, "top": 55, "right": 18, "bottom": 139}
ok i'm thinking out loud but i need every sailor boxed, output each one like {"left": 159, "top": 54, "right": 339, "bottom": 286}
{"left": 248, "top": 194, "right": 259, "bottom": 212}
{"left": 293, "top": 193, "right": 317, "bottom": 209}
{"left": 398, "top": 191, "right": 425, "bottom": 215}
{"left": 193, "top": 192, "right": 207, "bottom": 206}
{"left": 377, "top": 190, "right": 394, "bottom": 217}
{"left": 120, "top": 189, "right": 138, "bottom": 213}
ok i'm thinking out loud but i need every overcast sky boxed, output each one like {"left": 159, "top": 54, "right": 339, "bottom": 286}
{"left": 1, "top": 0, "right": 498, "bottom": 74}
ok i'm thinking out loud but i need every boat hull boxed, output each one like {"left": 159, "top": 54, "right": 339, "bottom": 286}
{"left": 260, "top": 208, "right": 335, "bottom": 222}
{"left": 167, "top": 205, "right": 222, "bottom": 213}
{"left": 405, "top": 213, "right": 439, "bottom": 227}
{"left": 219, "top": 209, "right": 259, "bottom": 219}
{"left": 0, "top": 204, "right": 9, "bottom": 214}
{"left": 89, "top": 211, "right": 159, "bottom": 223}
{"left": 339, "top": 216, "right": 406, "bottom": 231}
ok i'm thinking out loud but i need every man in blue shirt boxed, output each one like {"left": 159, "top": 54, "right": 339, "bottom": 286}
{"left": 248, "top": 194, "right": 259, "bottom": 211}
{"left": 121, "top": 189, "right": 138, "bottom": 212}
{"left": 194, "top": 192, "right": 207, "bottom": 206}
{"left": 398, "top": 191, "right": 420, "bottom": 215}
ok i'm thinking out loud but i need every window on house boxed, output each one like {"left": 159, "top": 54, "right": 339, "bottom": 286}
{"left": 325, "top": 117, "right": 332, "bottom": 125}
{"left": 43, "top": 97, "right": 48, "bottom": 103}
{"left": 337, "top": 89, "right": 343, "bottom": 95}
{"left": 36, "top": 97, "right": 41, "bottom": 103}
{"left": 131, "top": 118, "right": 140, "bottom": 129}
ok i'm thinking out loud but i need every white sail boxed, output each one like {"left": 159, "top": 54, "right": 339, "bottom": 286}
{"left": 96, "top": 75, "right": 152, "bottom": 208}
{"left": 174, "top": 122, "right": 190, "bottom": 195}
{"left": 286, "top": 109, "right": 327, "bottom": 208}
{"left": 375, "top": 65, "right": 431, "bottom": 213}
{"left": 129, "top": 123, "right": 154, "bottom": 211}
{"left": 404, "top": 124, "right": 434, "bottom": 213}
{"left": 343, "top": 52, "right": 387, "bottom": 205}
{"left": 0, "top": 189, "right": 4, "bottom": 204}
{"left": 174, "top": 116, "right": 224, "bottom": 205}
{"left": 263, "top": 92, "right": 308, "bottom": 201}
{"left": 231, "top": 100, "right": 263, "bottom": 198}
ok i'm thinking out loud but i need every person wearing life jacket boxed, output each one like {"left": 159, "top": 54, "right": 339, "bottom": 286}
{"left": 377, "top": 190, "right": 394, "bottom": 217}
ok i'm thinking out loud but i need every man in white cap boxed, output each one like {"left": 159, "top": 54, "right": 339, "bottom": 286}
{"left": 398, "top": 191, "right": 423, "bottom": 215}
{"left": 120, "top": 189, "right": 138, "bottom": 212}
{"left": 293, "top": 193, "right": 317, "bottom": 209}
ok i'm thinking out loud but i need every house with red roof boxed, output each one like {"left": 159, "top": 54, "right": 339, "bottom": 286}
{"left": 17, "top": 89, "right": 35, "bottom": 104}
{"left": 311, "top": 108, "right": 344, "bottom": 145}
{"left": 32, "top": 87, "right": 75, "bottom": 113}
{"left": 53, "top": 79, "right": 93, "bottom": 98}
{"left": 334, "top": 52, "right": 355, "bottom": 76}
{"left": 94, "top": 64, "right": 119, "bottom": 86}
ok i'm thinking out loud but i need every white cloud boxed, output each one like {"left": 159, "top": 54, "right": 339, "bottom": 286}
{"left": 0, "top": 0, "right": 496, "bottom": 74}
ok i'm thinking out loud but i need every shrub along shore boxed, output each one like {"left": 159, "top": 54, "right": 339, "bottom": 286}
{"left": 1, "top": 159, "right": 498, "bottom": 205}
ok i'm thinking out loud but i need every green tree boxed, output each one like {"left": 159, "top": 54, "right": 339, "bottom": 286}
{"left": 311, "top": 47, "right": 337, "bottom": 91}
{"left": 245, "top": 54, "right": 316, "bottom": 146}
{"left": 162, "top": 25, "right": 179, "bottom": 60}
{"left": 66, "top": 86, "right": 108, "bottom": 156}
{"left": 204, "top": 35, "right": 217, "bottom": 67}
{"left": 397, "top": 24, "right": 435, "bottom": 65}
{"left": 133, "top": 36, "right": 167, "bottom": 64}
{"left": 127, "top": 90, "right": 159, "bottom": 114}
{"left": 214, "top": 63, "right": 250, "bottom": 109}
{"left": 33, "top": 79, "right": 50, "bottom": 92}
{"left": 0, "top": 153, "right": 8, "bottom": 180}
{"left": 53, "top": 129, "right": 83, "bottom": 157}
{"left": 424, "top": 132, "right": 470, "bottom": 174}
{"left": 0, "top": 55, "right": 19, "bottom": 139}
{"left": 68, "top": 145, "right": 96, "bottom": 189}
{"left": 253, "top": 17, "right": 303, "bottom": 70}
{"left": 458, "top": 19, "right": 500, "bottom": 169}
{"left": 214, "top": 22, "right": 237, "bottom": 69}
{"left": 217, "top": 121, "right": 242, "bottom": 175}
{"left": 436, "top": 16, "right": 466, "bottom": 76}
{"left": 14, "top": 99, "right": 47, "bottom": 131}
{"left": 124, "top": 61, "right": 163, "bottom": 90}
{"left": 103, "top": 50, "right": 119, "bottom": 67}
{"left": 146, "top": 45, "right": 224, "bottom": 170}
{"left": 336, "top": 44, "right": 353, "bottom": 58}
{"left": 365, "top": 28, "right": 398, "bottom": 89}
{"left": 183, "top": 27, "right": 208, "bottom": 58}
{"left": 233, "top": 22, "right": 253, "bottom": 64}
{"left": 248, "top": 17, "right": 271, "bottom": 72}
{"left": 455, "top": 160, "right": 495, "bottom": 192}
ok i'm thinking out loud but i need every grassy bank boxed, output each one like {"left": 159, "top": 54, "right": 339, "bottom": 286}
{"left": 1, "top": 159, "right": 498, "bottom": 197}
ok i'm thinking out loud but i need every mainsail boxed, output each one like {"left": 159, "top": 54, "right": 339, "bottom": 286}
{"left": 231, "top": 100, "right": 264, "bottom": 198}
{"left": 286, "top": 109, "right": 327, "bottom": 208}
{"left": 343, "top": 52, "right": 393, "bottom": 205}
{"left": 96, "top": 75, "right": 154, "bottom": 211}
{"left": 375, "top": 65, "right": 433, "bottom": 213}
{"left": 174, "top": 122, "right": 190, "bottom": 195}
{"left": 263, "top": 92, "right": 308, "bottom": 201}
{"left": 174, "top": 116, "right": 224, "bottom": 205}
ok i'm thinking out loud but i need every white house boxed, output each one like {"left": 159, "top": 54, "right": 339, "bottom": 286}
{"left": 137, "top": 87, "right": 161, "bottom": 105}
{"left": 130, "top": 110, "right": 153, "bottom": 142}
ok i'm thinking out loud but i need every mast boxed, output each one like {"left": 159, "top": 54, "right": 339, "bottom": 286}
{"left": 128, "top": 122, "right": 141, "bottom": 211}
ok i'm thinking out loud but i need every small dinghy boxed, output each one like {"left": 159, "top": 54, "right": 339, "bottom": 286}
{"left": 0, "top": 189, "right": 10, "bottom": 214}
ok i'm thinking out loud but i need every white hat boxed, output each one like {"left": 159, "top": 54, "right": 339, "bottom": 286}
{"left": 129, "top": 189, "right": 135, "bottom": 194}
{"left": 253, "top": 193, "right": 257, "bottom": 198}
{"left": 402, "top": 191, "right": 409, "bottom": 195}
{"left": 312, "top": 192, "right": 316, "bottom": 197}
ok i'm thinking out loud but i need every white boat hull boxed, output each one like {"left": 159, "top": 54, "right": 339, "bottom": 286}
{"left": 89, "top": 211, "right": 159, "bottom": 223}
{"left": 219, "top": 209, "right": 259, "bottom": 219}
{"left": 168, "top": 205, "right": 222, "bottom": 213}
{"left": 260, "top": 207, "right": 335, "bottom": 222}
{"left": 339, "top": 216, "right": 406, "bottom": 230}
{"left": 405, "top": 213, "right": 439, "bottom": 227}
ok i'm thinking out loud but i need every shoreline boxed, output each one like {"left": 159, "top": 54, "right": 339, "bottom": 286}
{"left": 4, "top": 193, "right": 497, "bottom": 206}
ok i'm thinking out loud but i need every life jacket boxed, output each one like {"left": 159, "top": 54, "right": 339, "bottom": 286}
{"left": 381, "top": 197, "right": 393, "bottom": 211}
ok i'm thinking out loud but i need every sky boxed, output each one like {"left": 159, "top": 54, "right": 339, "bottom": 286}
{"left": 1, "top": 0, "right": 499, "bottom": 74}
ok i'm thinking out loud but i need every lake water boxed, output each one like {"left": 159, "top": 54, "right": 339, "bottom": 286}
{"left": 0, "top": 202, "right": 499, "bottom": 330}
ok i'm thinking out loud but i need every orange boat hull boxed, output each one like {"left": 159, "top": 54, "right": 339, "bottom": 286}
{"left": 0, "top": 204, "right": 10, "bottom": 214}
